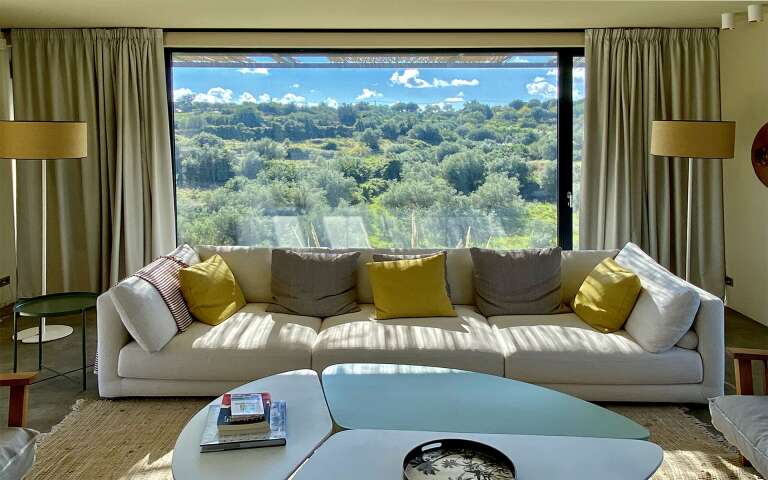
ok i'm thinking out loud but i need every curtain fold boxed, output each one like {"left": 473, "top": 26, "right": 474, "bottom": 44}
{"left": 0, "top": 35, "right": 16, "bottom": 306}
{"left": 11, "top": 28, "right": 175, "bottom": 296}
{"left": 581, "top": 28, "right": 725, "bottom": 297}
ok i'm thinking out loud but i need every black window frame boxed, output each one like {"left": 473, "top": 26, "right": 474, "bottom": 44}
{"left": 164, "top": 45, "right": 585, "bottom": 250}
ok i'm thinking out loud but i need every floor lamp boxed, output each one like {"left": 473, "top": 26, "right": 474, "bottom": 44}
{"left": 649, "top": 120, "right": 735, "bottom": 275}
{"left": 0, "top": 120, "right": 88, "bottom": 343}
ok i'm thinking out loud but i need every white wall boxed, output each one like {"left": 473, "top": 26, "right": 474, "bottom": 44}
{"left": 0, "top": 37, "right": 15, "bottom": 307}
{"left": 720, "top": 22, "right": 768, "bottom": 326}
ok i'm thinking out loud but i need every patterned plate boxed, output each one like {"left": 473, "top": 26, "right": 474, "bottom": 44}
{"left": 403, "top": 438, "right": 516, "bottom": 480}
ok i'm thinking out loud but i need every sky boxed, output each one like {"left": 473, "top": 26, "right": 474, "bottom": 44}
{"left": 172, "top": 57, "right": 585, "bottom": 109}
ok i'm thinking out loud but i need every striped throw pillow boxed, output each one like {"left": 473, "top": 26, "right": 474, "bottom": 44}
{"left": 134, "top": 256, "right": 194, "bottom": 332}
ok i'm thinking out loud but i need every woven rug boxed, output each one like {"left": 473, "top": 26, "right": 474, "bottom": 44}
{"left": 28, "top": 399, "right": 760, "bottom": 479}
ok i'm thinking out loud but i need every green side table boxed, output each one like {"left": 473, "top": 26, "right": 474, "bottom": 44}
{"left": 13, "top": 292, "right": 98, "bottom": 391}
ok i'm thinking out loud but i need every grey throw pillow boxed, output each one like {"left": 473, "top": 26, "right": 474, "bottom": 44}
{"left": 372, "top": 251, "right": 451, "bottom": 298}
{"left": 267, "top": 249, "right": 361, "bottom": 317}
{"left": 470, "top": 247, "right": 563, "bottom": 316}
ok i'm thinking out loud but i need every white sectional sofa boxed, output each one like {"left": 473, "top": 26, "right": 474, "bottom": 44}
{"left": 97, "top": 246, "right": 724, "bottom": 403}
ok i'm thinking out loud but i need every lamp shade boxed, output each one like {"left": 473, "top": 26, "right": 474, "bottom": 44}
{"left": 0, "top": 121, "right": 87, "bottom": 159}
{"left": 650, "top": 120, "right": 735, "bottom": 159}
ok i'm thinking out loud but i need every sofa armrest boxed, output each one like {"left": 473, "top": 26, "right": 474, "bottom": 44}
{"left": 0, "top": 372, "right": 37, "bottom": 427}
{"left": 692, "top": 287, "right": 725, "bottom": 399}
{"left": 97, "top": 292, "right": 131, "bottom": 397}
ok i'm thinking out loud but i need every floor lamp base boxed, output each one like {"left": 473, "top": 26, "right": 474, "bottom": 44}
{"left": 17, "top": 324, "right": 74, "bottom": 343}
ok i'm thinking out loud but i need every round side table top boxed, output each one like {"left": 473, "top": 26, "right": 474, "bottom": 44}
{"left": 14, "top": 292, "right": 98, "bottom": 317}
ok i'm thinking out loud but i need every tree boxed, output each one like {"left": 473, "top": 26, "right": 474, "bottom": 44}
{"left": 470, "top": 173, "right": 524, "bottom": 233}
{"left": 360, "top": 128, "right": 381, "bottom": 151}
{"left": 252, "top": 139, "right": 286, "bottom": 159}
{"left": 337, "top": 104, "right": 357, "bottom": 126}
{"left": 435, "top": 142, "right": 461, "bottom": 162}
{"left": 239, "top": 151, "right": 265, "bottom": 179}
{"left": 442, "top": 151, "right": 487, "bottom": 195}
{"left": 409, "top": 124, "right": 443, "bottom": 145}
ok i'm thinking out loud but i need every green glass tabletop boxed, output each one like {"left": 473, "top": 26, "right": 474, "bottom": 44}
{"left": 14, "top": 292, "right": 98, "bottom": 317}
{"left": 321, "top": 363, "right": 650, "bottom": 441}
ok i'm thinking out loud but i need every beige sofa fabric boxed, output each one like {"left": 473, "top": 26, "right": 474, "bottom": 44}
{"left": 560, "top": 249, "right": 618, "bottom": 303}
{"left": 491, "top": 313, "right": 702, "bottom": 385}
{"left": 196, "top": 246, "right": 273, "bottom": 302}
{"left": 118, "top": 303, "right": 320, "bottom": 381}
{"left": 312, "top": 304, "right": 504, "bottom": 376}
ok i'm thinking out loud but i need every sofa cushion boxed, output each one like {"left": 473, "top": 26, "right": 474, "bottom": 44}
{"left": 268, "top": 249, "right": 361, "bottom": 317}
{"left": 179, "top": 254, "right": 246, "bottom": 325}
{"left": 367, "top": 253, "right": 456, "bottom": 320}
{"left": 118, "top": 303, "right": 320, "bottom": 381}
{"left": 489, "top": 313, "right": 702, "bottom": 385}
{"left": 312, "top": 304, "right": 504, "bottom": 376}
{"left": 110, "top": 275, "right": 179, "bottom": 353}
{"left": 196, "top": 246, "right": 272, "bottom": 303}
{"left": 0, "top": 427, "right": 37, "bottom": 480}
{"left": 615, "top": 242, "right": 700, "bottom": 353}
{"left": 373, "top": 250, "right": 450, "bottom": 297}
{"left": 710, "top": 395, "right": 768, "bottom": 478}
{"left": 571, "top": 257, "right": 642, "bottom": 333}
{"left": 561, "top": 249, "right": 619, "bottom": 303}
{"left": 470, "top": 247, "right": 563, "bottom": 316}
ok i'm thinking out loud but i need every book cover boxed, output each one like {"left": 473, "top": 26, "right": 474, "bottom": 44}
{"left": 201, "top": 400, "right": 287, "bottom": 453}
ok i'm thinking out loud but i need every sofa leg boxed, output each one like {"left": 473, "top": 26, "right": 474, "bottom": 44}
{"left": 739, "top": 453, "right": 751, "bottom": 467}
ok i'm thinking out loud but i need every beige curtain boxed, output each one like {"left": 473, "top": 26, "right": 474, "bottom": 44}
{"left": 581, "top": 28, "right": 725, "bottom": 297}
{"left": 0, "top": 35, "right": 16, "bottom": 306}
{"left": 11, "top": 28, "right": 175, "bottom": 296}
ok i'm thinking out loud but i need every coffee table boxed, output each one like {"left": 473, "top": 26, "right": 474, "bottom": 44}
{"left": 172, "top": 365, "right": 659, "bottom": 479}
{"left": 292, "top": 429, "right": 663, "bottom": 480}
{"left": 321, "top": 363, "right": 649, "bottom": 440}
{"left": 171, "top": 370, "right": 332, "bottom": 480}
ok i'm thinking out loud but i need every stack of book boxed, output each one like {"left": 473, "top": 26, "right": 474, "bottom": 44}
{"left": 218, "top": 392, "right": 271, "bottom": 434}
{"left": 200, "top": 391, "right": 287, "bottom": 453}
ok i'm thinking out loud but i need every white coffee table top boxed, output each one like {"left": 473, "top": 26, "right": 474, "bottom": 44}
{"left": 292, "top": 429, "right": 664, "bottom": 480}
{"left": 171, "top": 370, "right": 332, "bottom": 480}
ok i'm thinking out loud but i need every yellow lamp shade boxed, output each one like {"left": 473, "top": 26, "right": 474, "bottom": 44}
{"left": 0, "top": 121, "right": 87, "bottom": 159}
{"left": 650, "top": 120, "right": 735, "bottom": 159}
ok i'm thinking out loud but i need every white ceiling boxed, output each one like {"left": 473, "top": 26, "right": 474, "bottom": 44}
{"left": 0, "top": 0, "right": 757, "bottom": 29}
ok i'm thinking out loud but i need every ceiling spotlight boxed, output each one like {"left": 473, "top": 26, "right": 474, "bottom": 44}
{"left": 748, "top": 4, "right": 763, "bottom": 22}
{"left": 722, "top": 12, "right": 736, "bottom": 29}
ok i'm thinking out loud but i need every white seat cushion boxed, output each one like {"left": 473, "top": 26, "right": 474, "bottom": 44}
{"left": 490, "top": 313, "right": 702, "bottom": 385}
{"left": 710, "top": 395, "right": 768, "bottom": 478}
{"left": 118, "top": 303, "right": 320, "bottom": 381}
{"left": 312, "top": 304, "right": 504, "bottom": 376}
{"left": 0, "top": 427, "right": 37, "bottom": 480}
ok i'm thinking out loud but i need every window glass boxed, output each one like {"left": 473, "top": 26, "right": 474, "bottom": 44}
{"left": 171, "top": 52, "right": 565, "bottom": 248}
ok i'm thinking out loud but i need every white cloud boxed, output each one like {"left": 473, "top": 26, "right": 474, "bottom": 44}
{"left": 239, "top": 92, "right": 258, "bottom": 103}
{"left": 192, "top": 87, "right": 234, "bottom": 104}
{"left": 444, "top": 95, "right": 465, "bottom": 104}
{"left": 390, "top": 69, "right": 479, "bottom": 89}
{"left": 509, "top": 56, "right": 530, "bottom": 63}
{"left": 573, "top": 67, "right": 586, "bottom": 80}
{"left": 355, "top": 88, "right": 383, "bottom": 101}
{"left": 173, "top": 88, "right": 193, "bottom": 101}
{"left": 238, "top": 68, "right": 270, "bottom": 75}
{"left": 546, "top": 68, "right": 558, "bottom": 77}
{"left": 258, "top": 93, "right": 272, "bottom": 103}
{"left": 451, "top": 78, "right": 479, "bottom": 87}
{"left": 526, "top": 76, "right": 557, "bottom": 99}
{"left": 325, "top": 98, "right": 339, "bottom": 108}
{"left": 275, "top": 93, "right": 306, "bottom": 105}
{"left": 291, "top": 83, "right": 301, "bottom": 88}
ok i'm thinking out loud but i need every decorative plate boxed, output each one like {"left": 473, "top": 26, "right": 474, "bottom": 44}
{"left": 752, "top": 121, "right": 768, "bottom": 188}
{"left": 403, "top": 438, "right": 516, "bottom": 480}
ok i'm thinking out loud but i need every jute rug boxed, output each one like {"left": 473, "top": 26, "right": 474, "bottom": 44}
{"left": 27, "top": 399, "right": 761, "bottom": 479}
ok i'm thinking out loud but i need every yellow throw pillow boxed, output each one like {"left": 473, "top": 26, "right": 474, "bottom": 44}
{"left": 367, "top": 253, "right": 457, "bottom": 320}
{"left": 179, "top": 254, "right": 246, "bottom": 325}
{"left": 572, "top": 257, "right": 642, "bottom": 333}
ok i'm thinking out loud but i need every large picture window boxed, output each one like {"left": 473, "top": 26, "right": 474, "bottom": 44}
{"left": 169, "top": 50, "right": 583, "bottom": 249}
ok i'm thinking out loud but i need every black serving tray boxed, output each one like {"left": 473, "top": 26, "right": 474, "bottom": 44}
{"left": 403, "top": 438, "right": 516, "bottom": 480}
